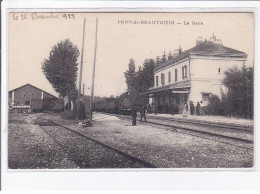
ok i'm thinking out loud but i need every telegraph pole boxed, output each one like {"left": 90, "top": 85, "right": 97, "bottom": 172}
{"left": 76, "top": 17, "right": 86, "bottom": 121}
{"left": 89, "top": 18, "right": 98, "bottom": 123}
{"left": 83, "top": 83, "right": 85, "bottom": 96}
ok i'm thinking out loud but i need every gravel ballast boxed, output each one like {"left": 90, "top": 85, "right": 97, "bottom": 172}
{"left": 8, "top": 112, "right": 254, "bottom": 169}
{"left": 47, "top": 112, "right": 254, "bottom": 168}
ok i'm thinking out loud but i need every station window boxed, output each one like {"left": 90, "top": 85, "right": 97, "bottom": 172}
{"left": 156, "top": 76, "right": 159, "bottom": 87}
{"left": 218, "top": 68, "right": 221, "bottom": 73}
{"left": 202, "top": 93, "right": 210, "bottom": 106}
{"left": 161, "top": 73, "right": 165, "bottom": 85}
{"left": 184, "top": 65, "right": 187, "bottom": 78}
{"left": 182, "top": 65, "right": 187, "bottom": 79}
{"left": 175, "top": 69, "right": 178, "bottom": 82}
{"left": 168, "top": 71, "right": 171, "bottom": 83}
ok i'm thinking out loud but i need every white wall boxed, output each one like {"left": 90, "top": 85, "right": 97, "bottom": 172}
{"left": 153, "top": 55, "right": 246, "bottom": 107}
{"left": 154, "top": 58, "right": 190, "bottom": 87}
{"left": 189, "top": 56, "right": 246, "bottom": 104}
{"left": 190, "top": 56, "right": 245, "bottom": 80}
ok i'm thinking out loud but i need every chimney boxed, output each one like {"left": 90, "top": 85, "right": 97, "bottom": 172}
{"left": 196, "top": 36, "right": 203, "bottom": 45}
{"left": 215, "top": 38, "right": 223, "bottom": 45}
{"left": 178, "top": 46, "right": 183, "bottom": 54}
{"left": 209, "top": 34, "right": 223, "bottom": 45}
{"left": 209, "top": 34, "right": 215, "bottom": 42}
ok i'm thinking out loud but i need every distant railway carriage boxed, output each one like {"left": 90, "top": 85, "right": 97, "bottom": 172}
{"left": 94, "top": 97, "right": 132, "bottom": 115}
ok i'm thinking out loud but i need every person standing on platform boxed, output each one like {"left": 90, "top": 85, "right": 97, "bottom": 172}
{"left": 183, "top": 103, "right": 188, "bottom": 117}
{"left": 151, "top": 102, "right": 155, "bottom": 114}
{"left": 131, "top": 105, "right": 137, "bottom": 126}
{"left": 147, "top": 103, "right": 152, "bottom": 113}
{"left": 190, "top": 101, "right": 194, "bottom": 115}
{"left": 140, "top": 105, "right": 147, "bottom": 123}
{"left": 171, "top": 102, "right": 175, "bottom": 115}
{"left": 196, "top": 101, "right": 201, "bottom": 116}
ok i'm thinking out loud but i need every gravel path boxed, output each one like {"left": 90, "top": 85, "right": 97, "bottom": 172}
{"left": 9, "top": 112, "right": 253, "bottom": 169}
{"left": 8, "top": 113, "right": 152, "bottom": 169}
{"left": 94, "top": 113, "right": 253, "bottom": 149}
{"left": 39, "top": 124, "right": 152, "bottom": 168}
{"left": 8, "top": 113, "right": 78, "bottom": 169}
{"left": 145, "top": 116, "right": 253, "bottom": 141}
{"left": 48, "top": 112, "right": 254, "bottom": 168}
{"left": 104, "top": 113, "right": 253, "bottom": 142}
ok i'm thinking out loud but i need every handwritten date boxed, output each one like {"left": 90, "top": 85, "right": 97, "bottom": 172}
{"left": 12, "top": 13, "right": 76, "bottom": 21}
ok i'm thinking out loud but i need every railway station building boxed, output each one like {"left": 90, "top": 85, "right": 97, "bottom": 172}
{"left": 145, "top": 35, "right": 247, "bottom": 114}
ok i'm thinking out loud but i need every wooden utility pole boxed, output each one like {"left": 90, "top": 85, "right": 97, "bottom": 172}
{"left": 89, "top": 18, "right": 98, "bottom": 122}
{"left": 76, "top": 17, "right": 86, "bottom": 121}
{"left": 83, "top": 83, "right": 85, "bottom": 96}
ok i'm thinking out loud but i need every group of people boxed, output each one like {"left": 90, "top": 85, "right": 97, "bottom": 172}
{"left": 183, "top": 101, "right": 201, "bottom": 117}
{"left": 150, "top": 102, "right": 177, "bottom": 115}
{"left": 130, "top": 101, "right": 202, "bottom": 126}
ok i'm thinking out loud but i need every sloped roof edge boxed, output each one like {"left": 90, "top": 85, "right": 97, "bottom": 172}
{"left": 155, "top": 41, "right": 247, "bottom": 72}
{"left": 9, "top": 83, "right": 58, "bottom": 99}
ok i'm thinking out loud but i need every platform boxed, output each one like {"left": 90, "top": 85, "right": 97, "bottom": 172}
{"left": 146, "top": 113, "right": 254, "bottom": 129}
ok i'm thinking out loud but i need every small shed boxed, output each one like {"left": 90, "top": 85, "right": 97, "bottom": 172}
{"left": 8, "top": 83, "right": 58, "bottom": 111}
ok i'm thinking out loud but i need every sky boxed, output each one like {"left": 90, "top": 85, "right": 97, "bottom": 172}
{"left": 8, "top": 12, "right": 254, "bottom": 97}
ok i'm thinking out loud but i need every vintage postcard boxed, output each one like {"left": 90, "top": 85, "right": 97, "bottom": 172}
{"left": 5, "top": 11, "right": 254, "bottom": 170}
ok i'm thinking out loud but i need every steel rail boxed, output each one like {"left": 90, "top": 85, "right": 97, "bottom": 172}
{"left": 97, "top": 111, "right": 253, "bottom": 131}
{"left": 147, "top": 115, "right": 253, "bottom": 131}
{"left": 37, "top": 117, "right": 156, "bottom": 168}
{"left": 98, "top": 112, "right": 253, "bottom": 150}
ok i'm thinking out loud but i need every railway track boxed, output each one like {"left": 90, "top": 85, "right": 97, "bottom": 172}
{"left": 35, "top": 116, "right": 156, "bottom": 168}
{"left": 147, "top": 115, "right": 253, "bottom": 131}
{"left": 97, "top": 112, "right": 253, "bottom": 149}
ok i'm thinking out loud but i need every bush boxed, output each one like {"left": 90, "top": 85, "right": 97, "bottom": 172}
{"left": 203, "top": 95, "right": 224, "bottom": 116}
{"left": 222, "top": 66, "right": 253, "bottom": 119}
{"left": 59, "top": 102, "right": 86, "bottom": 120}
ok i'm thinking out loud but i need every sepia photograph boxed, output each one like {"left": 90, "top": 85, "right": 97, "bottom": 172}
{"left": 7, "top": 11, "right": 254, "bottom": 169}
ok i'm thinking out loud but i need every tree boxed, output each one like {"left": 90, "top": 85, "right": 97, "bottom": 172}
{"left": 156, "top": 56, "right": 161, "bottom": 66}
{"left": 161, "top": 51, "right": 167, "bottom": 63}
{"left": 202, "top": 66, "right": 254, "bottom": 119}
{"left": 124, "top": 58, "right": 137, "bottom": 94}
{"left": 140, "top": 58, "right": 155, "bottom": 91}
{"left": 124, "top": 58, "right": 156, "bottom": 109}
{"left": 168, "top": 51, "right": 173, "bottom": 60}
{"left": 124, "top": 59, "right": 138, "bottom": 106}
{"left": 247, "top": 67, "right": 254, "bottom": 118}
{"left": 178, "top": 46, "right": 183, "bottom": 54}
{"left": 42, "top": 39, "right": 79, "bottom": 102}
{"left": 222, "top": 66, "right": 254, "bottom": 118}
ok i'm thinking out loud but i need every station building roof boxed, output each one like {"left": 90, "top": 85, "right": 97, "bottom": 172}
{"left": 155, "top": 40, "right": 247, "bottom": 72}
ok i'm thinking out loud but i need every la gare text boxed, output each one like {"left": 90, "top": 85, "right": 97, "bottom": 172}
{"left": 118, "top": 20, "right": 203, "bottom": 25}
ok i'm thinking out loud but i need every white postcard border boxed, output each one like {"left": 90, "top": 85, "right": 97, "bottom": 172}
{"left": 1, "top": 0, "right": 260, "bottom": 191}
